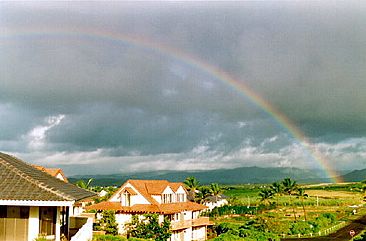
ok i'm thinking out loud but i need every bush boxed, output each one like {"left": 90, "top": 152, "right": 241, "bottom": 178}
{"left": 126, "top": 214, "right": 171, "bottom": 241}
{"left": 289, "top": 221, "right": 313, "bottom": 235}
{"left": 315, "top": 213, "right": 336, "bottom": 229}
{"left": 34, "top": 237, "right": 48, "bottom": 241}
{"left": 210, "top": 233, "right": 246, "bottom": 241}
{"left": 93, "top": 235, "right": 150, "bottom": 241}
{"left": 207, "top": 205, "right": 260, "bottom": 217}
{"left": 96, "top": 211, "right": 119, "bottom": 235}
{"left": 355, "top": 232, "right": 366, "bottom": 241}
{"left": 213, "top": 220, "right": 280, "bottom": 241}
{"left": 93, "top": 235, "right": 127, "bottom": 241}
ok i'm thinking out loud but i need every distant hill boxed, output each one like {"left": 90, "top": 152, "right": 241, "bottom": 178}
{"left": 340, "top": 168, "right": 366, "bottom": 182}
{"left": 68, "top": 166, "right": 333, "bottom": 186}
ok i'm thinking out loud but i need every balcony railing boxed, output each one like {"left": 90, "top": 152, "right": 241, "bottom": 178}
{"left": 192, "top": 217, "right": 212, "bottom": 227}
{"left": 170, "top": 217, "right": 212, "bottom": 230}
{"left": 171, "top": 220, "right": 192, "bottom": 230}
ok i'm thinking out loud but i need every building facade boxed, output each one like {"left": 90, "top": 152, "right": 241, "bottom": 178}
{"left": 88, "top": 180, "right": 211, "bottom": 241}
{"left": 0, "top": 152, "right": 96, "bottom": 241}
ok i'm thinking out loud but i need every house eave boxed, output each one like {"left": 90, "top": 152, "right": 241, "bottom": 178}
{"left": 0, "top": 199, "right": 74, "bottom": 207}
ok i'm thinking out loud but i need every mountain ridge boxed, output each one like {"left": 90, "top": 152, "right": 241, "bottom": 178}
{"left": 68, "top": 166, "right": 342, "bottom": 186}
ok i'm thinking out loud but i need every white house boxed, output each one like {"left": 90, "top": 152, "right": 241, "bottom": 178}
{"left": 0, "top": 152, "right": 96, "bottom": 241}
{"left": 203, "top": 195, "right": 229, "bottom": 211}
{"left": 88, "top": 179, "right": 212, "bottom": 241}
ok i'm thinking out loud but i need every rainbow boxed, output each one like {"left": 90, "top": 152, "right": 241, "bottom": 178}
{"left": 1, "top": 26, "right": 342, "bottom": 182}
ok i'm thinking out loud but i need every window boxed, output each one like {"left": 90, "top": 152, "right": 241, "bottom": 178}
{"left": 122, "top": 191, "right": 131, "bottom": 206}
{"left": 162, "top": 194, "right": 174, "bottom": 203}
{"left": 39, "top": 207, "right": 56, "bottom": 236}
{"left": 0, "top": 206, "right": 29, "bottom": 241}
{"left": 176, "top": 193, "right": 185, "bottom": 202}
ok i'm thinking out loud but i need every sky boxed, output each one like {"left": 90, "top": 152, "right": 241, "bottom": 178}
{"left": 0, "top": 1, "right": 366, "bottom": 176}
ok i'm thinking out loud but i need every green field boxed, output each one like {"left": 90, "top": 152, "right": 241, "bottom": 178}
{"left": 208, "top": 182, "right": 366, "bottom": 240}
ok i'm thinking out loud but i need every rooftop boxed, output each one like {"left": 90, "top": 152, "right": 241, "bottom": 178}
{"left": 32, "top": 164, "right": 68, "bottom": 182}
{"left": 0, "top": 152, "right": 96, "bottom": 202}
{"left": 87, "top": 201, "right": 207, "bottom": 214}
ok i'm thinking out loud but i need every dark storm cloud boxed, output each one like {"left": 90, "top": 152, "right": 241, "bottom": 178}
{"left": 1, "top": 2, "right": 365, "bottom": 173}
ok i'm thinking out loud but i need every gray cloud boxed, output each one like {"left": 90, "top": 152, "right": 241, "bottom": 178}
{"left": 1, "top": 2, "right": 365, "bottom": 173}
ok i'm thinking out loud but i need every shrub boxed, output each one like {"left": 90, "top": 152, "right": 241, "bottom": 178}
{"left": 93, "top": 235, "right": 127, "bottom": 241}
{"left": 355, "top": 232, "right": 366, "bottom": 241}
{"left": 289, "top": 221, "right": 313, "bottom": 235}
{"left": 126, "top": 214, "right": 171, "bottom": 241}
{"left": 93, "top": 211, "right": 119, "bottom": 235}
{"left": 211, "top": 233, "right": 246, "bottom": 241}
{"left": 34, "top": 237, "right": 48, "bottom": 241}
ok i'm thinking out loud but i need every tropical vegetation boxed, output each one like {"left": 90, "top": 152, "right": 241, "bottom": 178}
{"left": 126, "top": 214, "right": 171, "bottom": 241}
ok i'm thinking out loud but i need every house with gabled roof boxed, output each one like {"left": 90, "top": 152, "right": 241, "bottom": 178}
{"left": 32, "top": 165, "right": 69, "bottom": 183}
{"left": 88, "top": 179, "right": 212, "bottom": 241}
{"left": 0, "top": 152, "right": 96, "bottom": 241}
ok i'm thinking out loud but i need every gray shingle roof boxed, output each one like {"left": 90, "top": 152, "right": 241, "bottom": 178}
{"left": 0, "top": 152, "right": 96, "bottom": 202}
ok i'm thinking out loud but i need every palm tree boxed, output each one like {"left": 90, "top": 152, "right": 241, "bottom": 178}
{"left": 195, "top": 186, "right": 211, "bottom": 204}
{"left": 282, "top": 178, "right": 297, "bottom": 195}
{"left": 282, "top": 178, "right": 298, "bottom": 221}
{"left": 76, "top": 178, "right": 94, "bottom": 190}
{"left": 209, "top": 183, "right": 222, "bottom": 202}
{"left": 183, "top": 176, "right": 200, "bottom": 200}
{"left": 296, "top": 188, "right": 308, "bottom": 221}
{"left": 259, "top": 189, "right": 274, "bottom": 206}
{"left": 270, "top": 181, "right": 283, "bottom": 205}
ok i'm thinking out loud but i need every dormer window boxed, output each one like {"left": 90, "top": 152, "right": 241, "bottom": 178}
{"left": 119, "top": 187, "right": 137, "bottom": 206}
{"left": 120, "top": 191, "right": 131, "bottom": 206}
{"left": 162, "top": 194, "right": 173, "bottom": 203}
{"left": 176, "top": 193, "right": 185, "bottom": 202}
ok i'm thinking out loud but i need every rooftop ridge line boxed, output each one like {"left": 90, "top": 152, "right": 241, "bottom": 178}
{"left": 0, "top": 154, "right": 74, "bottom": 201}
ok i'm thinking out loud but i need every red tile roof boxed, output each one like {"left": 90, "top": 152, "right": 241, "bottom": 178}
{"left": 87, "top": 201, "right": 207, "bottom": 214}
{"left": 124, "top": 187, "right": 137, "bottom": 195}
{"left": 111, "top": 180, "right": 187, "bottom": 205}
{"left": 32, "top": 165, "right": 68, "bottom": 182}
{"left": 90, "top": 179, "right": 207, "bottom": 214}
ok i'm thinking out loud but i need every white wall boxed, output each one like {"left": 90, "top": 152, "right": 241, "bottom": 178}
{"left": 192, "top": 226, "right": 206, "bottom": 241}
{"left": 28, "top": 206, "right": 39, "bottom": 241}
{"left": 205, "top": 199, "right": 228, "bottom": 211}
{"left": 176, "top": 186, "right": 187, "bottom": 202}
{"left": 183, "top": 227, "right": 192, "bottom": 241}
{"left": 55, "top": 207, "right": 61, "bottom": 241}
{"left": 115, "top": 213, "right": 132, "bottom": 235}
{"left": 152, "top": 195, "right": 161, "bottom": 203}
{"left": 183, "top": 211, "right": 192, "bottom": 220}
{"left": 56, "top": 173, "right": 66, "bottom": 182}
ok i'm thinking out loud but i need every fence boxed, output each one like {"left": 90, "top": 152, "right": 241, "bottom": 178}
{"left": 280, "top": 221, "right": 346, "bottom": 239}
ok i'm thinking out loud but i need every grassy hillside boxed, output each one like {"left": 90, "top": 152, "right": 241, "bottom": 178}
{"left": 340, "top": 168, "right": 366, "bottom": 182}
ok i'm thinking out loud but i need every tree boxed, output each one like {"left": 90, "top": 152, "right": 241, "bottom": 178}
{"left": 282, "top": 178, "right": 298, "bottom": 195}
{"left": 259, "top": 189, "right": 274, "bottom": 206}
{"left": 184, "top": 176, "right": 200, "bottom": 200}
{"left": 184, "top": 176, "right": 200, "bottom": 192}
{"left": 127, "top": 214, "right": 171, "bottom": 241}
{"left": 296, "top": 188, "right": 308, "bottom": 221}
{"left": 282, "top": 178, "right": 298, "bottom": 221}
{"left": 196, "top": 186, "right": 212, "bottom": 204}
{"left": 97, "top": 210, "right": 118, "bottom": 235}
{"left": 75, "top": 178, "right": 94, "bottom": 190}
{"left": 270, "top": 181, "right": 283, "bottom": 205}
{"left": 209, "top": 183, "right": 222, "bottom": 202}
